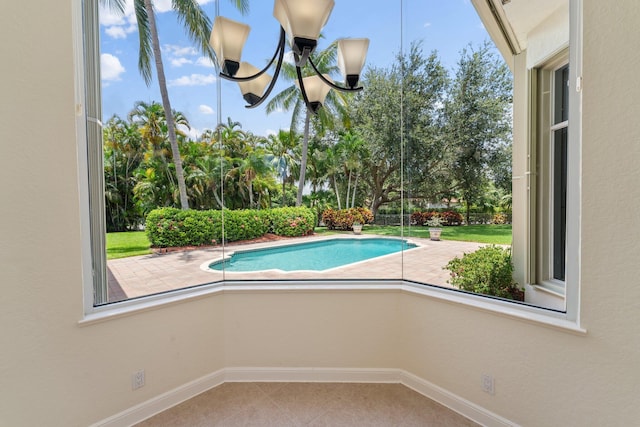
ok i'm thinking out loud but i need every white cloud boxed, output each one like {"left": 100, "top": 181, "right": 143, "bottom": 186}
{"left": 424, "top": 22, "right": 432, "bottom": 28}
{"left": 154, "top": 0, "right": 173, "bottom": 13}
{"left": 265, "top": 129, "right": 277, "bottom": 136}
{"left": 196, "top": 56, "right": 214, "bottom": 67}
{"left": 101, "top": 53, "right": 126, "bottom": 81}
{"left": 164, "top": 45, "right": 199, "bottom": 57}
{"left": 283, "top": 51, "right": 296, "bottom": 66}
{"left": 104, "top": 24, "right": 138, "bottom": 39}
{"left": 171, "top": 57, "right": 193, "bottom": 67}
{"left": 100, "top": 0, "right": 139, "bottom": 39}
{"left": 99, "top": 0, "right": 135, "bottom": 26}
{"left": 168, "top": 73, "right": 217, "bottom": 86}
{"left": 199, "top": 104, "right": 215, "bottom": 115}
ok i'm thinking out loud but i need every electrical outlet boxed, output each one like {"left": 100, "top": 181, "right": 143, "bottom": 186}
{"left": 481, "top": 374, "right": 494, "bottom": 395}
{"left": 132, "top": 369, "right": 145, "bottom": 390}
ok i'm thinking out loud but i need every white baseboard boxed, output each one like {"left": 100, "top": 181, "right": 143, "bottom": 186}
{"left": 223, "top": 366, "right": 401, "bottom": 383}
{"left": 399, "top": 371, "right": 518, "bottom": 427}
{"left": 90, "top": 369, "right": 226, "bottom": 427}
{"left": 93, "top": 367, "right": 517, "bottom": 427}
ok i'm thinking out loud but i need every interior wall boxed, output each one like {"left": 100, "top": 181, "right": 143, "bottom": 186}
{"left": 223, "top": 291, "right": 401, "bottom": 369}
{"left": 1, "top": 1, "right": 640, "bottom": 426}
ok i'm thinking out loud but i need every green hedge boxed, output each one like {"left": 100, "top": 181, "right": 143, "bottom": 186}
{"left": 444, "top": 245, "right": 524, "bottom": 301}
{"left": 145, "top": 207, "right": 314, "bottom": 247}
{"left": 268, "top": 207, "right": 316, "bottom": 237}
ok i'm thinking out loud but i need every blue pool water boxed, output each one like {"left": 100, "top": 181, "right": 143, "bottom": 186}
{"left": 209, "top": 238, "right": 417, "bottom": 272}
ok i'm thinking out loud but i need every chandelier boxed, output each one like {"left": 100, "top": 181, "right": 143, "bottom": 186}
{"left": 209, "top": 0, "right": 370, "bottom": 114}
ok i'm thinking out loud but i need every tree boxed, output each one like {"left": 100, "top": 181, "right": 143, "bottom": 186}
{"left": 102, "top": 0, "right": 249, "bottom": 210}
{"left": 266, "top": 41, "right": 350, "bottom": 207}
{"left": 444, "top": 42, "right": 512, "bottom": 224}
{"left": 339, "top": 130, "right": 365, "bottom": 209}
{"left": 352, "top": 43, "right": 448, "bottom": 216}
{"left": 128, "top": 101, "right": 191, "bottom": 212}
{"left": 266, "top": 130, "right": 299, "bottom": 207}
{"left": 103, "top": 116, "right": 145, "bottom": 231}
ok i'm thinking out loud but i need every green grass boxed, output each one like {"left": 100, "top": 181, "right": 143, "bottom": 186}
{"left": 107, "top": 224, "right": 511, "bottom": 260}
{"left": 106, "top": 231, "right": 152, "bottom": 260}
{"left": 360, "top": 224, "right": 512, "bottom": 245}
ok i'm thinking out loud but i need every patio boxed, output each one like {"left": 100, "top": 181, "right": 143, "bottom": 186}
{"left": 107, "top": 235, "right": 488, "bottom": 303}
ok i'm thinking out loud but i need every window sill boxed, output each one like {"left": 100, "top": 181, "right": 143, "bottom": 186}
{"left": 531, "top": 281, "right": 566, "bottom": 298}
{"left": 79, "top": 280, "right": 586, "bottom": 335}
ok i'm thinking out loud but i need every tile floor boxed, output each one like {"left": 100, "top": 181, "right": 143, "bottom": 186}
{"left": 107, "top": 235, "right": 487, "bottom": 302}
{"left": 135, "top": 382, "right": 479, "bottom": 426}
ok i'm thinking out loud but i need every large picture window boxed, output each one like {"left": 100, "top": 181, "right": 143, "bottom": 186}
{"left": 80, "top": 0, "right": 582, "bottom": 322}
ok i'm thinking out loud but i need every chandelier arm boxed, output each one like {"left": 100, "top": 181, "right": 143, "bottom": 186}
{"left": 220, "top": 27, "right": 286, "bottom": 82}
{"left": 307, "top": 58, "right": 364, "bottom": 92}
{"left": 295, "top": 63, "right": 315, "bottom": 114}
{"left": 243, "top": 29, "right": 286, "bottom": 109}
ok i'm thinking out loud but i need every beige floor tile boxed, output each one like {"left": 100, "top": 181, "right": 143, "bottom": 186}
{"left": 135, "top": 383, "right": 480, "bottom": 427}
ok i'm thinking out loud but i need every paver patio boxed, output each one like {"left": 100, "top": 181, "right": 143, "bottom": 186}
{"left": 107, "top": 235, "right": 488, "bottom": 303}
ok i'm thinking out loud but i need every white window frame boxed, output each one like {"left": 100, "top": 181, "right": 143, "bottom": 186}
{"left": 532, "top": 59, "right": 569, "bottom": 296}
{"left": 76, "top": 0, "right": 584, "bottom": 333}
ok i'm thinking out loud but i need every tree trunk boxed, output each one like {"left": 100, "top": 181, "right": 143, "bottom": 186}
{"left": 333, "top": 175, "right": 342, "bottom": 210}
{"left": 465, "top": 200, "right": 470, "bottom": 225}
{"left": 145, "top": 0, "right": 190, "bottom": 210}
{"left": 282, "top": 166, "right": 286, "bottom": 207}
{"left": 296, "top": 112, "right": 310, "bottom": 206}
{"left": 352, "top": 172, "right": 358, "bottom": 208}
{"left": 345, "top": 171, "right": 352, "bottom": 209}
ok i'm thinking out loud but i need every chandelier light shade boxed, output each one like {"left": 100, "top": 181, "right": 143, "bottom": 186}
{"left": 337, "top": 38, "right": 370, "bottom": 89}
{"left": 210, "top": 0, "right": 368, "bottom": 114}
{"left": 209, "top": 16, "right": 250, "bottom": 76}
{"left": 236, "top": 62, "right": 272, "bottom": 106}
{"left": 273, "top": 0, "right": 335, "bottom": 63}
{"left": 296, "top": 74, "right": 333, "bottom": 113}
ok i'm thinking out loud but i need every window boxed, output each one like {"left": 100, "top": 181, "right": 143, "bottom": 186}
{"left": 79, "top": 0, "right": 583, "bottom": 330}
{"left": 531, "top": 59, "right": 569, "bottom": 295}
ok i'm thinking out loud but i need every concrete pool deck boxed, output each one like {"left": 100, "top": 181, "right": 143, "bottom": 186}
{"left": 107, "top": 234, "right": 488, "bottom": 302}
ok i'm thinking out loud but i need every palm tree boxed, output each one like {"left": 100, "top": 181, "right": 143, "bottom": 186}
{"left": 101, "top": 0, "right": 249, "bottom": 210}
{"left": 339, "top": 130, "right": 365, "bottom": 208}
{"left": 266, "top": 130, "right": 299, "bottom": 207}
{"left": 128, "top": 101, "right": 191, "bottom": 209}
{"left": 266, "top": 41, "right": 350, "bottom": 207}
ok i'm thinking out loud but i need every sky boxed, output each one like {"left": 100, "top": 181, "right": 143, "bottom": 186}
{"left": 99, "top": 0, "right": 492, "bottom": 139}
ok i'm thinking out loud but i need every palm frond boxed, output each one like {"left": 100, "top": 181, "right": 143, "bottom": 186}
{"left": 265, "top": 86, "right": 300, "bottom": 114}
{"left": 172, "top": 0, "right": 214, "bottom": 60}
{"left": 99, "top": 0, "right": 125, "bottom": 14}
{"left": 228, "top": 0, "right": 249, "bottom": 15}
{"left": 134, "top": 0, "right": 153, "bottom": 85}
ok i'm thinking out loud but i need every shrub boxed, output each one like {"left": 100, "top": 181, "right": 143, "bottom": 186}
{"left": 492, "top": 213, "right": 508, "bottom": 224}
{"left": 322, "top": 207, "right": 374, "bottom": 230}
{"left": 146, "top": 208, "right": 222, "bottom": 248}
{"left": 221, "top": 210, "right": 270, "bottom": 242}
{"left": 444, "top": 246, "right": 524, "bottom": 301}
{"left": 268, "top": 207, "right": 316, "bottom": 237}
{"left": 441, "top": 210, "right": 463, "bottom": 226}
{"left": 410, "top": 211, "right": 425, "bottom": 226}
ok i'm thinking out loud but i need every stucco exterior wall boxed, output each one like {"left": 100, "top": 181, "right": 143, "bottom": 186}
{"left": 1, "top": 1, "right": 640, "bottom": 426}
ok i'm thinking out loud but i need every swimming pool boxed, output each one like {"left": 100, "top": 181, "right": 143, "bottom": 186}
{"left": 208, "top": 237, "right": 418, "bottom": 272}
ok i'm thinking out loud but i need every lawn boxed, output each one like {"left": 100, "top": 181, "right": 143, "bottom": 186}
{"left": 360, "top": 224, "right": 512, "bottom": 245}
{"left": 107, "top": 224, "right": 512, "bottom": 260}
{"left": 106, "top": 231, "right": 152, "bottom": 260}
